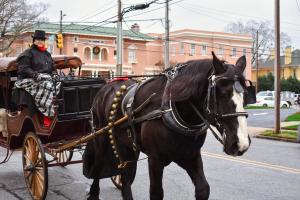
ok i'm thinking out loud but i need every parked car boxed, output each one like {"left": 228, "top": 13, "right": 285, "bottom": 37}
{"left": 256, "top": 90, "right": 295, "bottom": 106}
{"left": 252, "top": 96, "right": 290, "bottom": 108}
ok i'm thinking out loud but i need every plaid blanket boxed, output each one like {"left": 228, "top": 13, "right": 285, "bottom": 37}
{"left": 14, "top": 74, "right": 61, "bottom": 117}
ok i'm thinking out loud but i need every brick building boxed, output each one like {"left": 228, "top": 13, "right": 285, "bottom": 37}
{"left": 4, "top": 23, "right": 253, "bottom": 79}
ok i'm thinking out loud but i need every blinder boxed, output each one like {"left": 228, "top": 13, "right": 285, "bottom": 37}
{"left": 244, "top": 80, "right": 256, "bottom": 105}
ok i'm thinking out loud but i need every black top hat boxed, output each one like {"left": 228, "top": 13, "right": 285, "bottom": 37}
{"left": 32, "top": 30, "right": 47, "bottom": 40}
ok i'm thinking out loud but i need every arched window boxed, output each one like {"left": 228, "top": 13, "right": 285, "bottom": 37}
{"left": 101, "top": 48, "right": 108, "bottom": 61}
{"left": 84, "top": 47, "right": 91, "bottom": 61}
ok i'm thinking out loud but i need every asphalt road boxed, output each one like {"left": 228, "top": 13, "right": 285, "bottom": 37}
{"left": 247, "top": 107, "right": 299, "bottom": 128}
{"left": 0, "top": 133, "right": 300, "bottom": 200}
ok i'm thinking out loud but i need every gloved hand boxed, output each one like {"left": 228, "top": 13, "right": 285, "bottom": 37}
{"left": 52, "top": 73, "right": 60, "bottom": 81}
{"left": 33, "top": 73, "right": 52, "bottom": 82}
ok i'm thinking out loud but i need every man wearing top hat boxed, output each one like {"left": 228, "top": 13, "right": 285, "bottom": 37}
{"left": 17, "top": 30, "right": 57, "bottom": 80}
{"left": 13, "top": 30, "right": 60, "bottom": 118}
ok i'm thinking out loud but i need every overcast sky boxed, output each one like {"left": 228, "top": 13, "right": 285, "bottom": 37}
{"left": 29, "top": 0, "right": 299, "bottom": 49}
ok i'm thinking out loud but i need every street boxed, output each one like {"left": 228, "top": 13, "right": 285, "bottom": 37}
{"left": 247, "top": 107, "right": 299, "bottom": 128}
{"left": 0, "top": 132, "right": 300, "bottom": 200}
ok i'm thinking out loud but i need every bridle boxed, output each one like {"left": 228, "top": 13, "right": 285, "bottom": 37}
{"left": 199, "top": 72, "right": 248, "bottom": 144}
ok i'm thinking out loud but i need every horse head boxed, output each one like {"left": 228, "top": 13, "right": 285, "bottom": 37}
{"left": 209, "top": 51, "right": 251, "bottom": 156}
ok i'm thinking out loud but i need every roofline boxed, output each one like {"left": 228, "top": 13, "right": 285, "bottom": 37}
{"left": 23, "top": 29, "right": 154, "bottom": 42}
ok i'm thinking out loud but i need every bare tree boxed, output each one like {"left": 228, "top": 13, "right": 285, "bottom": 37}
{"left": 224, "top": 20, "right": 291, "bottom": 64}
{"left": 0, "top": 0, "right": 48, "bottom": 54}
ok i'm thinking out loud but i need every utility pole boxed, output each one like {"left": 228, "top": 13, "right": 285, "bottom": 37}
{"left": 164, "top": 0, "right": 170, "bottom": 69}
{"left": 255, "top": 30, "right": 259, "bottom": 92}
{"left": 116, "top": 0, "right": 123, "bottom": 76}
{"left": 274, "top": 0, "right": 281, "bottom": 134}
{"left": 60, "top": 10, "right": 63, "bottom": 55}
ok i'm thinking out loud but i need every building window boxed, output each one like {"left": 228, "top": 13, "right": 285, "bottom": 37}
{"left": 171, "top": 46, "right": 176, "bottom": 56}
{"left": 101, "top": 48, "right": 108, "bottom": 61}
{"left": 218, "top": 45, "right": 224, "bottom": 56}
{"left": 201, "top": 45, "right": 207, "bottom": 55}
{"left": 190, "top": 44, "right": 195, "bottom": 56}
{"left": 114, "top": 50, "right": 117, "bottom": 59}
{"left": 84, "top": 47, "right": 92, "bottom": 61}
{"left": 232, "top": 47, "right": 237, "bottom": 57}
{"left": 128, "top": 45, "right": 137, "bottom": 63}
{"left": 73, "top": 36, "right": 79, "bottom": 42}
{"left": 243, "top": 48, "right": 247, "bottom": 56}
{"left": 180, "top": 43, "right": 184, "bottom": 54}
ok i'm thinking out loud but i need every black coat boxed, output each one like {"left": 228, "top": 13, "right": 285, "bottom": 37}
{"left": 16, "top": 44, "right": 56, "bottom": 79}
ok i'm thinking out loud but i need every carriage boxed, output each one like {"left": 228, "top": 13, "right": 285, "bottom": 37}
{"left": 1, "top": 52, "right": 256, "bottom": 200}
{"left": 0, "top": 55, "right": 123, "bottom": 200}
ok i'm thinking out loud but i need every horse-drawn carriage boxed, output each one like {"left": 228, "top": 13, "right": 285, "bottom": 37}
{"left": 1, "top": 52, "right": 256, "bottom": 200}
{"left": 0, "top": 55, "right": 126, "bottom": 200}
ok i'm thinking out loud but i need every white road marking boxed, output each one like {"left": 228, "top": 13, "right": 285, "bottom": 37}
{"left": 253, "top": 112, "right": 268, "bottom": 116}
{"left": 202, "top": 151, "right": 300, "bottom": 174}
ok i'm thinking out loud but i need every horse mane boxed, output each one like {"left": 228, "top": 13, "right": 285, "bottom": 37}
{"left": 167, "top": 59, "right": 216, "bottom": 102}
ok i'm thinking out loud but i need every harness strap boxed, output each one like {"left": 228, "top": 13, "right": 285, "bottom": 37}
{"left": 189, "top": 101, "right": 224, "bottom": 145}
{"left": 119, "top": 109, "right": 169, "bottom": 129}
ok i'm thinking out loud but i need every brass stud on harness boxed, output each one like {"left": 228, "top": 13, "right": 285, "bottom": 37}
{"left": 109, "top": 135, "right": 113, "bottom": 139}
{"left": 111, "top": 104, "right": 117, "bottom": 109}
{"left": 120, "top": 85, "right": 127, "bottom": 91}
{"left": 110, "top": 140, "right": 114, "bottom": 144}
{"left": 108, "top": 122, "right": 113, "bottom": 127}
{"left": 114, "top": 150, "right": 117, "bottom": 154}
{"left": 110, "top": 110, "right": 115, "bottom": 115}
{"left": 113, "top": 97, "right": 119, "bottom": 103}
{"left": 112, "top": 145, "right": 115, "bottom": 149}
{"left": 116, "top": 91, "right": 121, "bottom": 97}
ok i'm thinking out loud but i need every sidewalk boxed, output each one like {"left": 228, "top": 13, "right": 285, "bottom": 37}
{"left": 248, "top": 121, "right": 299, "bottom": 137}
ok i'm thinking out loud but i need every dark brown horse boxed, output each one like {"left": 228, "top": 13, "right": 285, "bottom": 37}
{"left": 83, "top": 52, "right": 253, "bottom": 200}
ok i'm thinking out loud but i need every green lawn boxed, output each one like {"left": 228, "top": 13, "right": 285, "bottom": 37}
{"left": 261, "top": 130, "right": 297, "bottom": 140}
{"left": 282, "top": 124, "right": 299, "bottom": 130}
{"left": 284, "top": 112, "right": 300, "bottom": 122}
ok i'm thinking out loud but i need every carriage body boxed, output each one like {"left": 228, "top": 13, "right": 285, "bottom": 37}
{"left": 0, "top": 55, "right": 105, "bottom": 150}
{"left": 0, "top": 56, "right": 107, "bottom": 200}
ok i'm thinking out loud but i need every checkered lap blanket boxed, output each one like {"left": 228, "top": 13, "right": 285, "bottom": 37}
{"left": 14, "top": 74, "right": 61, "bottom": 117}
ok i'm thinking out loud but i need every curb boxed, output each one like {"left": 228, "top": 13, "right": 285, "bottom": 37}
{"left": 255, "top": 135, "right": 299, "bottom": 143}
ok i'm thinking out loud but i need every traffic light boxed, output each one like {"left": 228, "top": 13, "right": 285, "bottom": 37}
{"left": 56, "top": 33, "right": 63, "bottom": 49}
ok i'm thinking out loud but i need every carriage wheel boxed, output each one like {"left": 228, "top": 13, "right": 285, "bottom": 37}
{"left": 111, "top": 165, "right": 137, "bottom": 190}
{"left": 22, "top": 132, "right": 48, "bottom": 200}
{"left": 54, "top": 149, "right": 73, "bottom": 166}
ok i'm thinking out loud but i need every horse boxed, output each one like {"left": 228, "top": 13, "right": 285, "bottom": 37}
{"left": 83, "top": 52, "right": 254, "bottom": 200}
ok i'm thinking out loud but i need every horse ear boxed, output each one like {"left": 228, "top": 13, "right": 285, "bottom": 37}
{"left": 212, "top": 51, "right": 225, "bottom": 74}
{"left": 235, "top": 56, "right": 246, "bottom": 73}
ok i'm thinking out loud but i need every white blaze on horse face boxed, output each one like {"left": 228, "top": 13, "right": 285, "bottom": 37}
{"left": 232, "top": 88, "right": 249, "bottom": 152}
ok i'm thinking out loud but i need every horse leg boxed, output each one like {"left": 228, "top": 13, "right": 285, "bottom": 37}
{"left": 87, "top": 179, "right": 100, "bottom": 200}
{"left": 120, "top": 166, "right": 134, "bottom": 200}
{"left": 148, "top": 157, "right": 165, "bottom": 200}
{"left": 176, "top": 153, "right": 210, "bottom": 200}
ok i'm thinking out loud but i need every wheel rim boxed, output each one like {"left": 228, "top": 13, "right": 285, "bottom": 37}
{"left": 111, "top": 175, "right": 122, "bottom": 190}
{"left": 23, "top": 132, "right": 48, "bottom": 200}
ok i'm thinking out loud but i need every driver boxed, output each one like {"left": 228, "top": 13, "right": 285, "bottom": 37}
{"left": 14, "top": 30, "right": 60, "bottom": 118}
{"left": 17, "top": 30, "right": 57, "bottom": 80}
